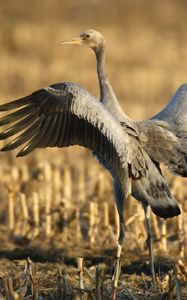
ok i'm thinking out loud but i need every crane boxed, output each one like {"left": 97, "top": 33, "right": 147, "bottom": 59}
{"left": 0, "top": 29, "right": 186, "bottom": 297}
{"left": 60, "top": 30, "right": 186, "bottom": 284}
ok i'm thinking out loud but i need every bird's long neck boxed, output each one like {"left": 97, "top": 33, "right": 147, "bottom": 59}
{"left": 95, "top": 48, "right": 128, "bottom": 120}
{"left": 95, "top": 48, "right": 107, "bottom": 100}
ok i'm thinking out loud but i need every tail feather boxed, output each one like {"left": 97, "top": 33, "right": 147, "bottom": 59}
{"left": 132, "top": 157, "right": 181, "bottom": 219}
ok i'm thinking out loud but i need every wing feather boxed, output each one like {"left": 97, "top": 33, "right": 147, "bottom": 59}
{"left": 0, "top": 95, "right": 31, "bottom": 111}
{"left": 43, "top": 114, "right": 59, "bottom": 147}
{"left": 1, "top": 117, "right": 42, "bottom": 151}
{"left": 140, "top": 85, "right": 187, "bottom": 176}
{"left": 0, "top": 104, "right": 34, "bottom": 125}
{"left": 153, "top": 84, "right": 187, "bottom": 134}
{"left": 48, "top": 113, "right": 63, "bottom": 147}
{"left": 0, "top": 113, "right": 37, "bottom": 139}
{"left": 17, "top": 115, "right": 53, "bottom": 156}
{"left": 0, "top": 83, "right": 130, "bottom": 190}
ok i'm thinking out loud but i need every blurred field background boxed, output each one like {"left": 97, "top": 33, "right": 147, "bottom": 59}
{"left": 0, "top": 0, "right": 187, "bottom": 299}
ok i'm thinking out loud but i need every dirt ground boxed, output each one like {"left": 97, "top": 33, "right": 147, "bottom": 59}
{"left": 0, "top": 183, "right": 187, "bottom": 300}
{"left": 0, "top": 228, "right": 187, "bottom": 299}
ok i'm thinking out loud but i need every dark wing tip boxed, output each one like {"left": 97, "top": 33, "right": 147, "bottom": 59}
{"left": 1, "top": 143, "right": 14, "bottom": 152}
{"left": 16, "top": 151, "right": 26, "bottom": 157}
{"left": 0, "top": 96, "right": 32, "bottom": 111}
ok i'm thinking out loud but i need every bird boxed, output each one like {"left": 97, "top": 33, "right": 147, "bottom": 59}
{"left": 0, "top": 29, "right": 185, "bottom": 295}
{"left": 59, "top": 30, "right": 186, "bottom": 285}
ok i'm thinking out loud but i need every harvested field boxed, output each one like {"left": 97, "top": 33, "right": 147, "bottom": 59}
{"left": 0, "top": 1, "right": 187, "bottom": 299}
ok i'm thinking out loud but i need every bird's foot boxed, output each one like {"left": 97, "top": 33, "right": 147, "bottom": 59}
{"left": 151, "top": 273, "right": 157, "bottom": 290}
{"left": 146, "top": 235, "right": 156, "bottom": 290}
{"left": 111, "top": 244, "right": 122, "bottom": 299}
{"left": 110, "top": 288, "right": 117, "bottom": 300}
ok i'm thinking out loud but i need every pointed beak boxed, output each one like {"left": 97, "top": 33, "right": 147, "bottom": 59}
{"left": 59, "top": 37, "right": 83, "bottom": 46}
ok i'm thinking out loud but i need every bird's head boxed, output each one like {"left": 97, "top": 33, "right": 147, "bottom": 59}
{"left": 59, "top": 29, "right": 106, "bottom": 52}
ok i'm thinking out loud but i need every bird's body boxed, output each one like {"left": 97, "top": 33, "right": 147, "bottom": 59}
{"left": 0, "top": 29, "right": 186, "bottom": 295}
{"left": 81, "top": 30, "right": 185, "bottom": 288}
{"left": 85, "top": 30, "right": 184, "bottom": 215}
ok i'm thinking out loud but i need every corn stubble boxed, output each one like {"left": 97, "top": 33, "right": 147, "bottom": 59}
{"left": 0, "top": 160, "right": 186, "bottom": 298}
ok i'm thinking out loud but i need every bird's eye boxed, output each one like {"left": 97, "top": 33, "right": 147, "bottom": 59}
{"left": 86, "top": 34, "right": 90, "bottom": 38}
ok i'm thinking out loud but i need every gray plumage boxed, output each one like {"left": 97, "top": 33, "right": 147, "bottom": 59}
{"left": 152, "top": 84, "right": 187, "bottom": 176}
{"left": 0, "top": 30, "right": 185, "bottom": 286}
{"left": 73, "top": 31, "right": 185, "bottom": 285}
{"left": 0, "top": 30, "right": 183, "bottom": 222}
{"left": 63, "top": 30, "right": 183, "bottom": 220}
{"left": 0, "top": 83, "right": 130, "bottom": 194}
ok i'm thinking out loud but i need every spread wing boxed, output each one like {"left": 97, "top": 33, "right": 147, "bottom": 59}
{"left": 0, "top": 82, "right": 130, "bottom": 190}
{"left": 153, "top": 84, "right": 187, "bottom": 135}
{"left": 137, "top": 119, "right": 187, "bottom": 177}
{"left": 148, "top": 84, "right": 187, "bottom": 176}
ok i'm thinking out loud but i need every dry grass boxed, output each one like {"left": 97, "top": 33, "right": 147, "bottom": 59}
{"left": 0, "top": 0, "right": 187, "bottom": 298}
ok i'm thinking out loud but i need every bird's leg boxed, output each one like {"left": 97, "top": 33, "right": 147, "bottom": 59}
{"left": 111, "top": 216, "right": 124, "bottom": 300}
{"left": 111, "top": 177, "right": 127, "bottom": 300}
{"left": 143, "top": 205, "right": 156, "bottom": 289}
{"left": 113, "top": 221, "right": 124, "bottom": 285}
